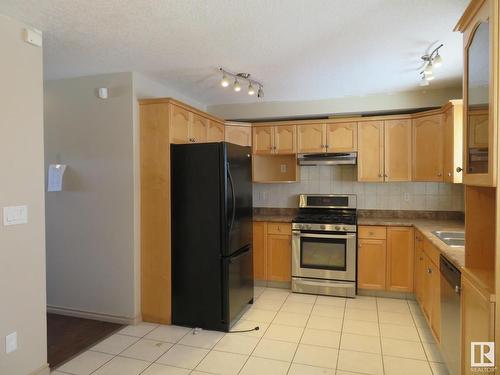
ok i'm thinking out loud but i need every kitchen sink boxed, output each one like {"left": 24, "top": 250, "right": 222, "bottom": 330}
{"left": 432, "top": 230, "right": 465, "bottom": 247}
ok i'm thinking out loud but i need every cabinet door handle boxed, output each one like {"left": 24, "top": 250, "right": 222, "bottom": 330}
{"left": 456, "top": 167, "right": 463, "bottom": 173}
{"left": 437, "top": 172, "right": 442, "bottom": 177}
{"left": 378, "top": 173, "right": 383, "bottom": 178}
{"left": 384, "top": 174, "right": 388, "bottom": 178}
{"left": 427, "top": 268, "right": 432, "bottom": 274}
{"left": 448, "top": 172, "right": 452, "bottom": 177}
{"left": 325, "top": 145, "right": 329, "bottom": 149}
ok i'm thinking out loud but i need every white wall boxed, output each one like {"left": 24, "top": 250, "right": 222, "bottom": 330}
{"left": 208, "top": 86, "right": 462, "bottom": 120}
{"left": 44, "top": 72, "right": 139, "bottom": 322}
{"left": 0, "top": 14, "right": 48, "bottom": 375}
{"left": 254, "top": 165, "right": 464, "bottom": 211}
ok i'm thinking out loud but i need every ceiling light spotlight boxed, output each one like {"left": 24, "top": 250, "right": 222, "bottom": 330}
{"left": 220, "top": 73, "right": 230, "bottom": 87}
{"left": 248, "top": 83, "right": 255, "bottom": 95}
{"left": 257, "top": 86, "right": 264, "bottom": 98}
{"left": 233, "top": 79, "right": 241, "bottom": 92}
{"left": 424, "top": 71, "right": 435, "bottom": 81}
{"left": 424, "top": 62, "right": 433, "bottom": 75}
{"left": 420, "top": 75, "right": 430, "bottom": 86}
{"left": 433, "top": 52, "right": 443, "bottom": 68}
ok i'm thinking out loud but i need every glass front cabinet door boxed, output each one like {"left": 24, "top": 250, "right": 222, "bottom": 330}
{"left": 456, "top": 0, "right": 499, "bottom": 186}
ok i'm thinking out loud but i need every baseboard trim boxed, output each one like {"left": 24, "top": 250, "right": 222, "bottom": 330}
{"left": 29, "top": 363, "right": 50, "bottom": 375}
{"left": 47, "top": 305, "right": 138, "bottom": 325}
{"left": 255, "top": 280, "right": 291, "bottom": 289}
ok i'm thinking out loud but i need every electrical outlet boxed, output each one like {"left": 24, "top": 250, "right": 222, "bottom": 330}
{"left": 280, "top": 164, "right": 287, "bottom": 173}
{"left": 403, "top": 192, "right": 410, "bottom": 202}
{"left": 6, "top": 332, "right": 17, "bottom": 354}
{"left": 3, "top": 205, "right": 28, "bottom": 226}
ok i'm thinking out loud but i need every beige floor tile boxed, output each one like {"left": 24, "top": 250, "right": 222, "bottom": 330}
{"left": 379, "top": 323, "right": 420, "bottom": 342}
{"left": 315, "top": 295, "right": 346, "bottom": 307}
{"left": 253, "top": 338, "right": 298, "bottom": 362}
{"left": 120, "top": 338, "right": 172, "bottom": 362}
{"left": 307, "top": 315, "right": 343, "bottom": 332}
{"left": 91, "top": 334, "right": 139, "bottom": 355}
{"left": 145, "top": 325, "right": 192, "bottom": 343}
{"left": 230, "top": 320, "right": 268, "bottom": 337}
{"left": 337, "top": 350, "right": 383, "bottom": 375}
{"left": 281, "top": 301, "right": 314, "bottom": 314}
{"left": 416, "top": 325, "right": 437, "bottom": 343}
{"left": 177, "top": 329, "right": 224, "bottom": 349}
{"left": 239, "top": 356, "right": 290, "bottom": 375}
{"left": 156, "top": 344, "right": 209, "bottom": 369}
{"left": 286, "top": 293, "right": 318, "bottom": 304}
{"left": 58, "top": 350, "right": 113, "bottom": 375}
{"left": 378, "top": 311, "right": 415, "bottom": 326}
{"left": 119, "top": 322, "right": 159, "bottom": 338}
{"left": 344, "top": 308, "right": 378, "bottom": 322}
{"left": 336, "top": 371, "right": 367, "bottom": 375}
{"left": 254, "top": 286, "right": 266, "bottom": 298}
{"left": 260, "top": 289, "right": 290, "bottom": 302}
{"left": 252, "top": 297, "right": 284, "bottom": 311}
{"left": 293, "top": 344, "right": 338, "bottom": 369}
{"left": 346, "top": 297, "right": 377, "bottom": 311}
{"left": 50, "top": 371, "right": 68, "bottom": 375}
{"left": 311, "top": 304, "right": 345, "bottom": 318}
{"left": 300, "top": 328, "right": 340, "bottom": 349}
{"left": 195, "top": 350, "right": 248, "bottom": 375}
{"left": 423, "top": 342, "right": 444, "bottom": 363}
{"left": 141, "top": 363, "right": 191, "bottom": 375}
{"left": 213, "top": 334, "right": 259, "bottom": 355}
{"left": 241, "top": 308, "right": 277, "bottom": 323}
{"left": 288, "top": 363, "right": 335, "bottom": 375}
{"left": 273, "top": 311, "right": 309, "bottom": 327}
{"left": 429, "top": 361, "right": 450, "bottom": 375}
{"left": 383, "top": 356, "right": 432, "bottom": 375}
{"left": 381, "top": 338, "right": 426, "bottom": 360}
{"left": 342, "top": 320, "right": 380, "bottom": 337}
{"left": 412, "top": 312, "right": 430, "bottom": 328}
{"left": 377, "top": 299, "right": 410, "bottom": 314}
{"left": 340, "top": 333, "right": 381, "bottom": 354}
{"left": 264, "top": 324, "right": 304, "bottom": 343}
{"left": 92, "top": 356, "right": 150, "bottom": 375}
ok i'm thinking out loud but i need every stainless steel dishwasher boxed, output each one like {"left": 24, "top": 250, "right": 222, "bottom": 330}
{"left": 440, "top": 255, "right": 461, "bottom": 375}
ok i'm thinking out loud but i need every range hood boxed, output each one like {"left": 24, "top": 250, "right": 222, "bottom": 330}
{"left": 298, "top": 152, "right": 357, "bottom": 166}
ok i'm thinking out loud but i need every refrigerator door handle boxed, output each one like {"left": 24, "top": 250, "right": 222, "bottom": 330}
{"left": 227, "top": 163, "right": 236, "bottom": 234}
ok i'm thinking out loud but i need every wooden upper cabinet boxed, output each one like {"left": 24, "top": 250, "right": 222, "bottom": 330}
{"left": 412, "top": 114, "right": 444, "bottom": 181}
{"left": 358, "top": 121, "right": 384, "bottom": 182}
{"left": 207, "top": 120, "right": 224, "bottom": 142}
{"left": 297, "top": 123, "right": 324, "bottom": 153}
{"left": 190, "top": 114, "right": 208, "bottom": 143}
{"left": 274, "top": 125, "right": 296, "bottom": 154}
{"left": 384, "top": 119, "right": 412, "bottom": 182}
{"left": 357, "top": 238, "right": 386, "bottom": 290}
{"left": 443, "top": 100, "right": 463, "bottom": 183}
{"left": 170, "top": 105, "right": 190, "bottom": 144}
{"left": 253, "top": 126, "right": 274, "bottom": 154}
{"left": 225, "top": 124, "right": 252, "bottom": 147}
{"left": 325, "top": 122, "right": 357, "bottom": 152}
{"left": 386, "top": 227, "right": 414, "bottom": 292}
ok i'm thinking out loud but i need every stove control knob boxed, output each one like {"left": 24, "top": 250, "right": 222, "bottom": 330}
{"left": 335, "top": 225, "right": 340, "bottom": 231}
{"left": 342, "top": 226, "right": 347, "bottom": 231}
{"left": 320, "top": 224, "right": 325, "bottom": 230}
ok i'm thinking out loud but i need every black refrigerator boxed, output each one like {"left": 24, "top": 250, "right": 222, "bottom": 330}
{"left": 171, "top": 142, "right": 254, "bottom": 332}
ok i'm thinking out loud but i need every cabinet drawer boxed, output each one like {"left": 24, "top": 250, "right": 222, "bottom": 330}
{"left": 424, "top": 239, "right": 440, "bottom": 266}
{"left": 359, "top": 226, "right": 386, "bottom": 239}
{"left": 267, "top": 222, "right": 292, "bottom": 235}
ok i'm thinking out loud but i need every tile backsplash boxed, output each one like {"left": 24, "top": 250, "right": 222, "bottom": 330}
{"left": 253, "top": 165, "right": 464, "bottom": 211}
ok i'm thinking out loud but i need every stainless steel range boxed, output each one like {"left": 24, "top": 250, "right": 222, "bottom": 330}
{"left": 292, "top": 194, "right": 357, "bottom": 298}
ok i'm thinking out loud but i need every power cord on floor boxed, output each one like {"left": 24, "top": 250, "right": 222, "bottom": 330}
{"left": 228, "top": 326, "right": 259, "bottom": 333}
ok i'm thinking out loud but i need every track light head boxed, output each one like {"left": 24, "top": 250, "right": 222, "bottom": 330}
{"left": 248, "top": 83, "right": 255, "bottom": 96}
{"left": 220, "top": 73, "right": 230, "bottom": 87}
{"left": 257, "top": 86, "right": 264, "bottom": 98}
{"left": 233, "top": 79, "right": 241, "bottom": 92}
{"left": 420, "top": 75, "right": 430, "bottom": 86}
{"left": 433, "top": 52, "right": 443, "bottom": 68}
{"left": 424, "top": 63, "right": 433, "bottom": 75}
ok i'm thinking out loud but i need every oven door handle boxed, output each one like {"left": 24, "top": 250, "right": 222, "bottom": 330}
{"left": 292, "top": 232, "right": 356, "bottom": 240}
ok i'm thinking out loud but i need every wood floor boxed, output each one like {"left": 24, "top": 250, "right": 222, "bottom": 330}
{"left": 47, "top": 313, "right": 124, "bottom": 369}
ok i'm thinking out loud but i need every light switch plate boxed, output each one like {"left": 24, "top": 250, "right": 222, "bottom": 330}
{"left": 3, "top": 205, "right": 28, "bottom": 226}
{"left": 6, "top": 332, "right": 17, "bottom": 354}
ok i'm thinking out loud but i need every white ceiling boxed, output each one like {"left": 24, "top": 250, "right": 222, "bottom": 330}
{"left": 1, "top": 0, "right": 468, "bottom": 106}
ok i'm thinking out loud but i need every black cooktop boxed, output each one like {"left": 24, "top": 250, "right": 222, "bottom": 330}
{"left": 293, "top": 209, "right": 357, "bottom": 225}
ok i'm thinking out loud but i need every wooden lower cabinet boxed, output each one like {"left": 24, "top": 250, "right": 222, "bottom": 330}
{"left": 358, "top": 238, "right": 386, "bottom": 290}
{"left": 252, "top": 222, "right": 267, "bottom": 280}
{"left": 414, "top": 231, "right": 425, "bottom": 304}
{"left": 461, "top": 274, "right": 495, "bottom": 374}
{"left": 386, "top": 227, "right": 414, "bottom": 292}
{"left": 253, "top": 221, "right": 291, "bottom": 283}
{"left": 357, "top": 226, "right": 414, "bottom": 292}
{"left": 428, "top": 258, "right": 440, "bottom": 342}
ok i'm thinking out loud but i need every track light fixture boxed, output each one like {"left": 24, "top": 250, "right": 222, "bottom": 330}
{"left": 219, "top": 68, "right": 264, "bottom": 98}
{"left": 419, "top": 44, "right": 444, "bottom": 86}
